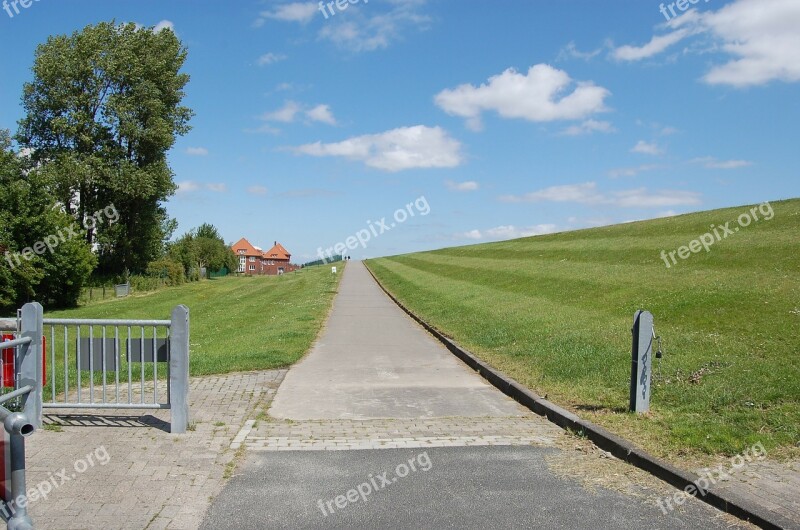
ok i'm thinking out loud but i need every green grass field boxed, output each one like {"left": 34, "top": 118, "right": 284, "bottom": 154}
{"left": 43, "top": 264, "right": 343, "bottom": 376}
{"left": 366, "top": 199, "right": 799, "bottom": 463}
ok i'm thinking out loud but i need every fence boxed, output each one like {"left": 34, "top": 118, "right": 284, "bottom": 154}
{"left": 0, "top": 303, "right": 190, "bottom": 529}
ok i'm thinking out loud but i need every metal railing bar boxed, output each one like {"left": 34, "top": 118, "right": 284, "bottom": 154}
{"left": 44, "top": 318, "right": 170, "bottom": 327}
{"left": 0, "top": 385, "right": 33, "bottom": 405}
{"left": 101, "top": 326, "right": 107, "bottom": 404}
{"left": 42, "top": 403, "right": 169, "bottom": 410}
{"left": 140, "top": 327, "right": 145, "bottom": 404}
{"left": 152, "top": 327, "right": 157, "bottom": 403}
{"left": 77, "top": 326, "right": 82, "bottom": 403}
{"left": 51, "top": 325, "right": 56, "bottom": 403}
{"left": 115, "top": 327, "right": 120, "bottom": 404}
{"left": 89, "top": 324, "right": 94, "bottom": 404}
{"left": 127, "top": 326, "right": 133, "bottom": 404}
{"left": 0, "top": 336, "right": 32, "bottom": 349}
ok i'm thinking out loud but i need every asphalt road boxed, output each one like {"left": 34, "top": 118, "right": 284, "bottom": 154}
{"left": 201, "top": 446, "right": 741, "bottom": 530}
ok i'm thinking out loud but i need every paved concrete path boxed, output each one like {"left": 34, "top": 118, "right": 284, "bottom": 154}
{"left": 269, "top": 260, "right": 524, "bottom": 420}
{"left": 203, "top": 262, "right": 754, "bottom": 529}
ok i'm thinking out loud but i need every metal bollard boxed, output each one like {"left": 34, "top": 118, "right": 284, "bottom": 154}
{"left": 629, "top": 310, "right": 654, "bottom": 414}
{"left": 1, "top": 406, "right": 35, "bottom": 530}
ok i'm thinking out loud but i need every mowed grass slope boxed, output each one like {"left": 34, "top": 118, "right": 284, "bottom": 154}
{"left": 44, "top": 264, "right": 343, "bottom": 376}
{"left": 367, "top": 199, "right": 799, "bottom": 461}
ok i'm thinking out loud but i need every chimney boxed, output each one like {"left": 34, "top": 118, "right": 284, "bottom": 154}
{"left": 274, "top": 241, "right": 277, "bottom": 246}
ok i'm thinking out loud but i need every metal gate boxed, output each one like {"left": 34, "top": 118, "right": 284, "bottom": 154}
{"left": 0, "top": 303, "right": 190, "bottom": 529}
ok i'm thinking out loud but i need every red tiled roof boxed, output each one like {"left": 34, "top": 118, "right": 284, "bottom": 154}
{"left": 231, "top": 238, "right": 261, "bottom": 256}
{"left": 232, "top": 238, "right": 292, "bottom": 261}
{"left": 264, "top": 242, "right": 291, "bottom": 260}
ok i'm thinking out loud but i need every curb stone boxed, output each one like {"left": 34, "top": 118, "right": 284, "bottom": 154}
{"left": 363, "top": 262, "right": 795, "bottom": 530}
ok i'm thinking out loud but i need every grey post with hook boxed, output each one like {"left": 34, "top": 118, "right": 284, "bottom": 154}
{"left": 629, "top": 310, "right": 654, "bottom": 413}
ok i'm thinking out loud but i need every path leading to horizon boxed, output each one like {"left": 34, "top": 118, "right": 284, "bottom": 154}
{"left": 268, "top": 260, "right": 526, "bottom": 420}
{"left": 201, "top": 261, "right": 750, "bottom": 529}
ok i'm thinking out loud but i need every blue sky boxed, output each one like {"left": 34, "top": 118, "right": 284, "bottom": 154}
{"left": 1, "top": 0, "right": 798, "bottom": 262}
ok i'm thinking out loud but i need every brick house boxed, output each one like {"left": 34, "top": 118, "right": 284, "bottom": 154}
{"left": 231, "top": 238, "right": 300, "bottom": 276}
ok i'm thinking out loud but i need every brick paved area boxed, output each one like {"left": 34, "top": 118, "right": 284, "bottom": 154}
{"left": 238, "top": 415, "right": 562, "bottom": 451}
{"left": 23, "top": 370, "right": 285, "bottom": 530}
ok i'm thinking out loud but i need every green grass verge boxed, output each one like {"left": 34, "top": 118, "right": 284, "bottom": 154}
{"left": 43, "top": 264, "right": 344, "bottom": 376}
{"left": 366, "top": 199, "right": 799, "bottom": 463}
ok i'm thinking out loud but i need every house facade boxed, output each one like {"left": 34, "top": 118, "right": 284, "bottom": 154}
{"left": 231, "top": 238, "right": 300, "bottom": 276}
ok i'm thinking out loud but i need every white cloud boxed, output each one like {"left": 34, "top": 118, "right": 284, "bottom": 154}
{"left": 247, "top": 185, "right": 269, "bottom": 196}
{"left": 499, "top": 182, "right": 701, "bottom": 208}
{"left": 558, "top": 41, "right": 604, "bottom": 61}
{"left": 317, "top": 1, "right": 431, "bottom": 52}
{"left": 460, "top": 229, "right": 483, "bottom": 240}
{"left": 261, "top": 101, "right": 303, "bottom": 123}
{"left": 435, "top": 64, "right": 611, "bottom": 130}
{"left": 611, "top": 188, "right": 700, "bottom": 207}
{"left": 612, "top": 29, "right": 691, "bottom": 61}
{"left": 176, "top": 181, "right": 199, "bottom": 194}
{"left": 608, "top": 164, "right": 660, "bottom": 178}
{"left": 691, "top": 156, "right": 753, "bottom": 169}
{"left": 245, "top": 124, "right": 281, "bottom": 135}
{"left": 500, "top": 182, "right": 600, "bottom": 204}
{"left": 615, "top": 0, "right": 800, "bottom": 87}
{"left": 457, "top": 224, "right": 558, "bottom": 241}
{"left": 290, "top": 125, "right": 463, "bottom": 172}
{"left": 185, "top": 147, "right": 208, "bottom": 156}
{"left": 177, "top": 181, "right": 226, "bottom": 194}
{"left": 153, "top": 20, "right": 174, "bottom": 33}
{"left": 255, "top": 2, "right": 318, "bottom": 25}
{"left": 305, "top": 104, "right": 337, "bottom": 125}
{"left": 699, "top": 0, "right": 800, "bottom": 86}
{"left": 260, "top": 101, "right": 336, "bottom": 126}
{"left": 445, "top": 180, "right": 479, "bottom": 192}
{"left": 631, "top": 140, "right": 664, "bottom": 156}
{"left": 257, "top": 53, "right": 287, "bottom": 66}
{"left": 560, "top": 119, "right": 616, "bottom": 136}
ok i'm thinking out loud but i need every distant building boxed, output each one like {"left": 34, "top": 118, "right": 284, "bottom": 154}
{"left": 231, "top": 238, "right": 300, "bottom": 276}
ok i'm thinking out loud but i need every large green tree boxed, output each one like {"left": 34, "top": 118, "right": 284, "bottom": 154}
{"left": 16, "top": 21, "right": 193, "bottom": 274}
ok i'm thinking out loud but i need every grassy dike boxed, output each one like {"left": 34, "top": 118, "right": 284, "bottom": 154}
{"left": 366, "top": 199, "right": 799, "bottom": 463}
{"left": 44, "top": 263, "right": 344, "bottom": 376}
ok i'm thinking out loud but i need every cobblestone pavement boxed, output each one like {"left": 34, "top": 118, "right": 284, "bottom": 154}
{"left": 238, "top": 415, "right": 563, "bottom": 451}
{"left": 23, "top": 370, "right": 286, "bottom": 530}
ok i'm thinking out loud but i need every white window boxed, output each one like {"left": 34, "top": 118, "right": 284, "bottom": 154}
{"left": 238, "top": 250, "right": 246, "bottom": 255}
{"left": 249, "top": 265, "right": 256, "bottom": 271}
{"left": 249, "top": 257, "right": 256, "bottom": 262}
{"left": 238, "top": 256, "right": 246, "bottom": 273}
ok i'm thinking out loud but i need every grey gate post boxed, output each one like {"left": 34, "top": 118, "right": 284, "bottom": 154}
{"left": 629, "top": 310, "right": 654, "bottom": 414}
{"left": 169, "top": 305, "right": 190, "bottom": 433}
{"left": 19, "top": 303, "right": 43, "bottom": 429}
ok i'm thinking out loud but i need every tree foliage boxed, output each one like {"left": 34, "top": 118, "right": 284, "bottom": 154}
{"left": 0, "top": 130, "right": 95, "bottom": 311}
{"left": 16, "top": 21, "right": 193, "bottom": 274}
{"left": 167, "top": 223, "right": 236, "bottom": 279}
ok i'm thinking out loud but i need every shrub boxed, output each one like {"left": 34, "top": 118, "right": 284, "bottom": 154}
{"left": 146, "top": 259, "right": 186, "bottom": 286}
